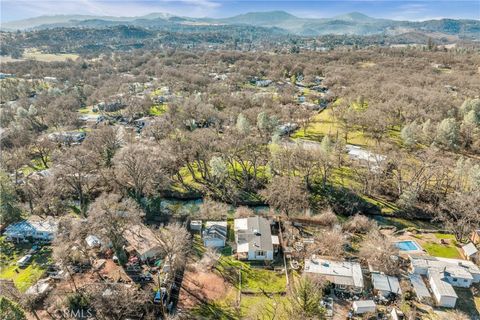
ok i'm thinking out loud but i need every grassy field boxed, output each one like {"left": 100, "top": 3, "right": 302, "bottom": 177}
{"left": 364, "top": 196, "right": 399, "bottom": 214}
{"left": 0, "top": 238, "right": 51, "bottom": 292}
{"left": 22, "top": 48, "right": 79, "bottom": 62}
{"left": 241, "top": 267, "right": 286, "bottom": 293}
{"left": 292, "top": 108, "right": 371, "bottom": 147}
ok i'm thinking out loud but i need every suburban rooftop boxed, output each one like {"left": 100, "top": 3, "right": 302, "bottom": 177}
{"left": 304, "top": 257, "right": 364, "bottom": 288}
{"left": 234, "top": 216, "right": 273, "bottom": 253}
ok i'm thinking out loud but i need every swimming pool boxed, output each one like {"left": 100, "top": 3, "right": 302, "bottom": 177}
{"left": 395, "top": 240, "right": 422, "bottom": 251}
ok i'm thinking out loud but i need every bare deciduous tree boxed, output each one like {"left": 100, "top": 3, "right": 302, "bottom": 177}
{"left": 438, "top": 190, "right": 480, "bottom": 242}
{"left": 358, "top": 227, "right": 400, "bottom": 275}
{"left": 88, "top": 193, "right": 144, "bottom": 262}
{"left": 261, "top": 175, "right": 309, "bottom": 216}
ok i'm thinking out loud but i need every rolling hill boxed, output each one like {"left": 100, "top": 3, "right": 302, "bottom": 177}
{"left": 2, "top": 11, "right": 479, "bottom": 39}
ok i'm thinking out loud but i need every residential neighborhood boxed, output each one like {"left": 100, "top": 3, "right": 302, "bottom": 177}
{"left": 1, "top": 2, "right": 480, "bottom": 318}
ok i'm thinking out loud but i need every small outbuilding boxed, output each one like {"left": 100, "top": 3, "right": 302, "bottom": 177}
{"left": 85, "top": 235, "right": 101, "bottom": 248}
{"left": 25, "top": 279, "right": 51, "bottom": 297}
{"left": 203, "top": 221, "right": 227, "bottom": 248}
{"left": 462, "top": 242, "right": 479, "bottom": 262}
{"left": 352, "top": 300, "right": 376, "bottom": 315}
{"left": 371, "top": 273, "right": 402, "bottom": 298}
{"left": 190, "top": 220, "right": 202, "bottom": 231}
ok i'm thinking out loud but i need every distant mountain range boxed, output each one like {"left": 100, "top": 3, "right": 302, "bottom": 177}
{"left": 2, "top": 11, "right": 479, "bottom": 38}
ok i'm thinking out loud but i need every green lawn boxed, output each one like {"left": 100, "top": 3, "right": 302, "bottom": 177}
{"left": 241, "top": 268, "right": 286, "bottom": 293}
{"left": 20, "top": 156, "right": 50, "bottom": 176}
{"left": 149, "top": 104, "right": 167, "bottom": 116}
{"left": 78, "top": 105, "right": 97, "bottom": 115}
{"left": 240, "top": 294, "right": 289, "bottom": 320}
{"left": 434, "top": 233, "right": 456, "bottom": 240}
{"left": 292, "top": 108, "right": 371, "bottom": 147}
{"left": 191, "top": 300, "right": 238, "bottom": 320}
{"left": 422, "top": 241, "right": 461, "bottom": 259}
{"left": 0, "top": 239, "right": 51, "bottom": 292}
{"left": 216, "top": 257, "right": 287, "bottom": 294}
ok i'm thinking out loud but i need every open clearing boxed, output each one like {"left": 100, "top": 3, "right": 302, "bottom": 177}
{"left": 3, "top": 48, "right": 79, "bottom": 63}
{"left": 0, "top": 237, "right": 51, "bottom": 292}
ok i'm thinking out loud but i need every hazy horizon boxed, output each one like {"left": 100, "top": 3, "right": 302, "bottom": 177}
{"left": 1, "top": 0, "right": 479, "bottom": 23}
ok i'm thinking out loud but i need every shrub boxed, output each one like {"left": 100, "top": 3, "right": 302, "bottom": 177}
{"left": 343, "top": 214, "right": 375, "bottom": 234}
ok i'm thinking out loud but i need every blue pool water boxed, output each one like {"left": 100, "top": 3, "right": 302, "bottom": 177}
{"left": 396, "top": 240, "right": 421, "bottom": 251}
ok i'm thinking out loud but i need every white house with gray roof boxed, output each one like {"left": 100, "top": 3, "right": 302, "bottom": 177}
{"left": 4, "top": 216, "right": 58, "bottom": 242}
{"left": 428, "top": 271, "right": 458, "bottom": 308}
{"left": 408, "top": 254, "right": 480, "bottom": 308}
{"left": 304, "top": 257, "right": 364, "bottom": 293}
{"left": 234, "top": 217, "right": 274, "bottom": 261}
{"left": 409, "top": 254, "right": 480, "bottom": 288}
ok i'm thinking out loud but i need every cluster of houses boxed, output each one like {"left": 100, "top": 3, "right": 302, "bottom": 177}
{"left": 408, "top": 253, "right": 480, "bottom": 307}
{"left": 4, "top": 212, "right": 480, "bottom": 316}
{"left": 191, "top": 216, "right": 279, "bottom": 261}
{"left": 301, "top": 240, "right": 480, "bottom": 314}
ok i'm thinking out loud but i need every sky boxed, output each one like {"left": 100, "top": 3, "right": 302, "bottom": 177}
{"left": 1, "top": 0, "right": 479, "bottom": 22}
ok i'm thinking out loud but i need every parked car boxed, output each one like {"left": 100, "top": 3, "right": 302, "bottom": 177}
{"left": 50, "top": 270, "right": 66, "bottom": 280}
{"left": 17, "top": 254, "right": 32, "bottom": 267}
{"left": 154, "top": 288, "right": 168, "bottom": 305}
{"left": 125, "top": 264, "right": 141, "bottom": 273}
{"left": 320, "top": 297, "right": 334, "bottom": 317}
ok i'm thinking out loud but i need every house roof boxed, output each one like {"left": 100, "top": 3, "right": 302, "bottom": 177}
{"left": 85, "top": 235, "right": 101, "bottom": 247}
{"left": 462, "top": 242, "right": 478, "bottom": 257}
{"left": 203, "top": 221, "right": 227, "bottom": 241}
{"left": 429, "top": 271, "right": 457, "bottom": 298}
{"left": 444, "top": 264, "right": 474, "bottom": 280}
{"left": 123, "top": 225, "right": 162, "bottom": 257}
{"left": 5, "top": 216, "right": 58, "bottom": 235}
{"left": 304, "top": 258, "right": 364, "bottom": 288}
{"left": 410, "top": 254, "right": 480, "bottom": 278}
{"left": 353, "top": 300, "right": 376, "bottom": 308}
{"left": 25, "top": 279, "right": 50, "bottom": 295}
{"left": 409, "top": 274, "right": 431, "bottom": 299}
{"left": 234, "top": 217, "right": 273, "bottom": 253}
{"left": 372, "top": 273, "right": 402, "bottom": 294}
